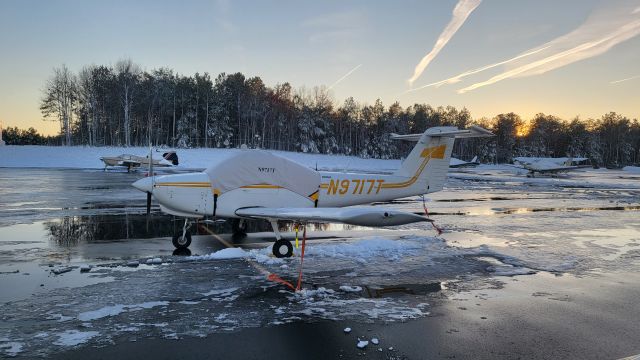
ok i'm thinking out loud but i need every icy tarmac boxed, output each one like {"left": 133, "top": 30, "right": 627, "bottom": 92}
{"left": 1, "top": 167, "right": 639, "bottom": 359}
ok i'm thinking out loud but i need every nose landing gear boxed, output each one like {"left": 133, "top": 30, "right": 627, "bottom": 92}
{"left": 172, "top": 218, "right": 192, "bottom": 249}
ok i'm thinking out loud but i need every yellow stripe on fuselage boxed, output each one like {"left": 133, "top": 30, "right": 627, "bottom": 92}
{"left": 154, "top": 182, "right": 211, "bottom": 188}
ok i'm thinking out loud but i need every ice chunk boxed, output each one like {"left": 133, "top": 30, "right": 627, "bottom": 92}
{"left": 344, "top": 327, "right": 352, "bottom": 333}
{"left": 0, "top": 342, "right": 23, "bottom": 356}
{"left": 79, "top": 265, "right": 91, "bottom": 273}
{"left": 78, "top": 301, "right": 169, "bottom": 321}
{"left": 357, "top": 340, "right": 369, "bottom": 349}
{"left": 51, "top": 267, "right": 72, "bottom": 275}
{"left": 53, "top": 330, "right": 99, "bottom": 346}
{"left": 371, "top": 338, "right": 379, "bottom": 345}
{"left": 339, "top": 285, "right": 362, "bottom": 293}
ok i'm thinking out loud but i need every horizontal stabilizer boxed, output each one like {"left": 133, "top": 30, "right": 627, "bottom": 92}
{"left": 235, "top": 207, "right": 431, "bottom": 227}
{"left": 391, "top": 125, "right": 493, "bottom": 141}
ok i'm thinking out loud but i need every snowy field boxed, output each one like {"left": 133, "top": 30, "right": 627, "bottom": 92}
{"left": 0, "top": 147, "right": 639, "bottom": 358}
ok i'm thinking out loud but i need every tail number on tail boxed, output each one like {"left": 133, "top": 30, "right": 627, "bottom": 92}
{"left": 325, "top": 179, "right": 385, "bottom": 195}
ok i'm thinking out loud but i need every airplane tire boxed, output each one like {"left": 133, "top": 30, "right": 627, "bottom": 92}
{"left": 272, "top": 239, "right": 293, "bottom": 258}
{"left": 172, "top": 232, "right": 192, "bottom": 249}
{"left": 231, "top": 219, "right": 247, "bottom": 234}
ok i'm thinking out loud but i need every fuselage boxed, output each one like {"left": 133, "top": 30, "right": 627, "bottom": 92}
{"left": 133, "top": 169, "right": 436, "bottom": 219}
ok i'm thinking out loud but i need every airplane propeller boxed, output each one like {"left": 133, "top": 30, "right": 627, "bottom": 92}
{"left": 146, "top": 136, "right": 154, "bottom": 214}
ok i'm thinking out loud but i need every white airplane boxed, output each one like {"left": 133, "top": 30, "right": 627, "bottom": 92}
{"left": 132, "top": 126, "right": 493, "bottom": 257}
{"left": 513, "top": 156, "right": 588, "bottom": 177}
{"left": 101, "top": 151, "right": 179, "bottom": 171}
{"left": 449, "top": 156, "right": 479, "bottom": 168}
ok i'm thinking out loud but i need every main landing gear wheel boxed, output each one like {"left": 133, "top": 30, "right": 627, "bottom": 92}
{"left": 172, "top": 232, "right": 192, "bottom": 249}
{"left": 272, "top": 239, "right": 293, "bottom": 258}
{"left": 231, "top": 219, "right": 247, "bottom": 234}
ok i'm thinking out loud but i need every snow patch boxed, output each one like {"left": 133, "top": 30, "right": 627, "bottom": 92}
{"left": 201, "top": 287, "right": 238, "bottom": 297}
{"left": 0, "top": 342, "right": 23, "bottom": 356}
{"left": 304, "top": 237, "right": 423, "bottom": 260}
{"left": 188, "top": 248, "right": 249, "bottom": 260}
{"left": 78, "top": 301, "right": 169, "bottom": 321}
{"left": 53, "top": 330, "right": 99, "bottom": 347}
{"left": 340, "top": 285, "right": 363, "bottom": 293}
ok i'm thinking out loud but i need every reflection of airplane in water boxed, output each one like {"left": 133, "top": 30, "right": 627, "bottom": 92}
{"left": 513, "top": 156, "right": 590, "bottom": 177}
{"left": 132, "top": 126, "right": 493, "bottom": 258}
{"left": 450, "top": 156, "right": 479, "bottom": 168}
{"left": 101, "top": 150, "right": 179, "bottom": 171}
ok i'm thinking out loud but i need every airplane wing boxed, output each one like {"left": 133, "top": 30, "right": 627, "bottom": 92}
{"left": 533, "top": 165, "right": 579, "bottom": 173}
{"left": 120, "top": 160, "right": 142, "bottom": 168}
{"left": 235, "top": 207, "right": 431, "bottom": 227}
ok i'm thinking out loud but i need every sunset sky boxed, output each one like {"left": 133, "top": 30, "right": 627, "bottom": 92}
{"left": 1, "top": 0, "right": 639, "bottom": 135}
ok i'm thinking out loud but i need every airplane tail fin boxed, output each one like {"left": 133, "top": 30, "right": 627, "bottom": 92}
{"left": 563, "top": 157, "right": 573, "bottom": 167}
{"left": 391, "top": 126, "right": 492, "bottom": 193}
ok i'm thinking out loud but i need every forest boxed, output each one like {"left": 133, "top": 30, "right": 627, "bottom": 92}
{"left": 5, "top": 60, "right": 639, "bottom": 168}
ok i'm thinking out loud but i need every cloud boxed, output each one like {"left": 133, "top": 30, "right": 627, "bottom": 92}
{"left": 456, "top": 1, "right": 640, "bottom": 93}
{"left": 407, "top": 0, "right": 481, "bottom": 85}
{"left": 402, "top": 46, "right": 550, "bottom": 94}
{"left": 328, "top": 64, "right": 362, "bottom": 90}
{"left": 610, "top": 74, "right": 640, "bottom": 84}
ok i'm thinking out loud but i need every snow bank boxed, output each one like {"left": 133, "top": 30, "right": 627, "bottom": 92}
{"left": 188, "top": 247, "right": 249, "bottom": 260}
{"left": 623, "top": 166, "right": 640, "bottom": 174}
{"left": 0, "top": 145, "right": 399, "bottom": 173}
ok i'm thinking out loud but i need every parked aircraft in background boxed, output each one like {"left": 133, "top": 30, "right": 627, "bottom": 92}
{"left": 513, "top": 156, "right": 589, "bottom": 177}
{"left": 101, "top": 151, "right": 179, "bottom": 171}
{"left": 132, "top": 126, "right": 493, "bottom": 257}
{"left": 450, "top": 156, "right": 480, "bottom": 168}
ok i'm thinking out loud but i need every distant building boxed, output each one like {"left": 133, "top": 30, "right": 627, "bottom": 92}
{"left": 0, "top": 122, "right": 5, "bottom": 146}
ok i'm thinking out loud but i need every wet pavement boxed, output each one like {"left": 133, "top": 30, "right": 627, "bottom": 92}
{"left": 0, "top": 168, "right": 639, "bottom": 359}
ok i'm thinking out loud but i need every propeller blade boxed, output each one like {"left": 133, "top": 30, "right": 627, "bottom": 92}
{"left": 146, "top": 191, "right": 152, "bottom": 214}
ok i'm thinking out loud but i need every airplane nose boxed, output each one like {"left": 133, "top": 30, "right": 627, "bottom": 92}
{"left": 132, "top": 177, "right": 153, "bottom": 193}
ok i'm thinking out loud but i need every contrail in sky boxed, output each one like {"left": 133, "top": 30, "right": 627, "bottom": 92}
{"left": 610, "top": 74, "right": 640, "bottom": 84}
{"left": 328, "top": 64, "right": 362, "bottom": 90}
{"left": 402, "top": 46, "right": 550, "bottom": 94}
{"left": 407, "top": 0, "right": 481, "bottom": 86}
{"left": 456, "top": 2, "right": 640, "bottom": 93}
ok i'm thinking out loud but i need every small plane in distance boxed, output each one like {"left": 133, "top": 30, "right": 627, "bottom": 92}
{"left": 132, "top": 126, "right": 493, "bottom": 257}
{"left": 101, "top": 150, "right": 179, "bottom": 171}
{"left": 449, "top": 156, "right": 480, "bottom": 168}
{"left": 513, "top": 156, "right": 588, "bottom": 177}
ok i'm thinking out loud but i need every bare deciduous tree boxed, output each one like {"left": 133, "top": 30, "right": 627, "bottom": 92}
{"left": 115, "top": 59, "right": 141, "bottom": 146}
{"left": 40, "top": 64, "right": 77, "bottom": 146}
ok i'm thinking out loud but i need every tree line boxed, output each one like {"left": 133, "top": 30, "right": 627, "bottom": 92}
{"left": 13, "top": 60, "right": 640, "bottom": 167}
